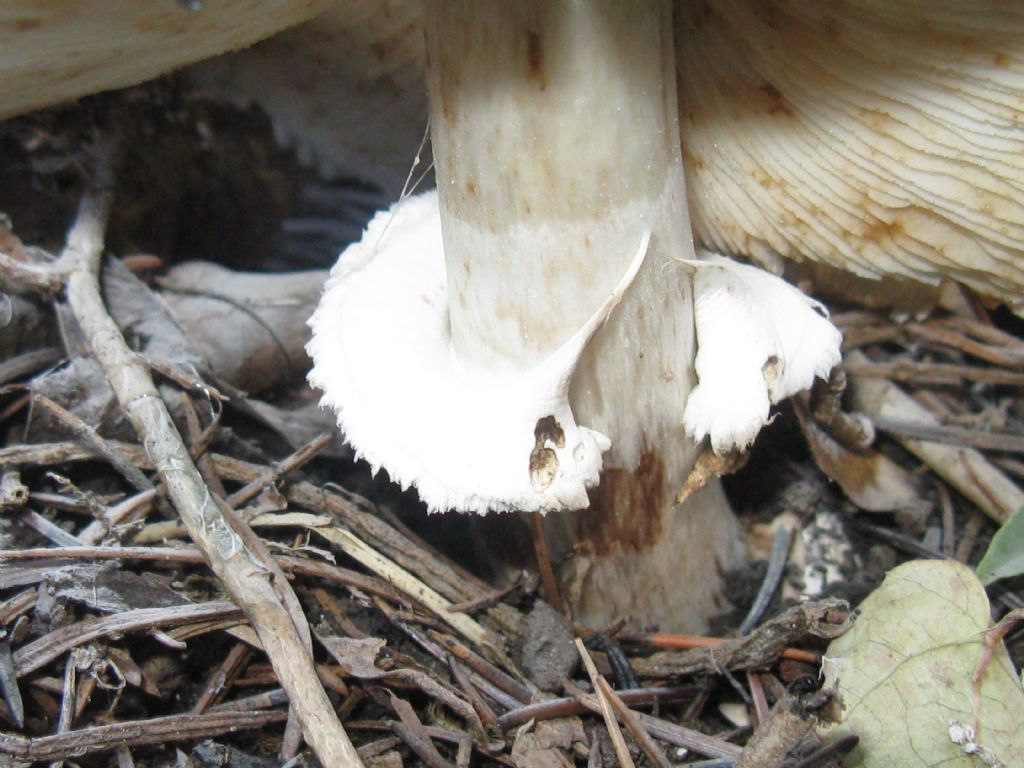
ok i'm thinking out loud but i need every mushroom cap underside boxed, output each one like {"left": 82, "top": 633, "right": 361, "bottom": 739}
{"left": 3, "top": 0, "right": 1023, "bottom": 309}
{"left": 677, "top": 0, "right": 1024, "bottom": 311}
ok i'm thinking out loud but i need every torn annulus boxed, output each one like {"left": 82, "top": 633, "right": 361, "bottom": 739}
{"left": 308, "top": 191, "right": 841, "bottom": 515}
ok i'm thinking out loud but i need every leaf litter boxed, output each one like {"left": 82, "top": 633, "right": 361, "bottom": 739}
{"left": 0, "top": 80, "right": 1022, "bottom": 768}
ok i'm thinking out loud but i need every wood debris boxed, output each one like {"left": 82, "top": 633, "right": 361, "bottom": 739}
{"left": 0, "top": 84, "right": 1021, "bottom": 768}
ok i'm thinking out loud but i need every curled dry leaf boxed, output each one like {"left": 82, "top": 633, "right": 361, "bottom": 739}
{"left": 820, "top": 560, "right": 1024, "bottom": 767}
{"left": 793, "top": 396, "right": 922, "bottom": 515}
{"left": 160, "top": 261, "right": 327, "bottom": 392}
{"left": 848, "top": 351, "right": 1024, "bottom": 525}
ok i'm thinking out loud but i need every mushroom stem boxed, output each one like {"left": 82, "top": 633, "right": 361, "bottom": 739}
{"left": 424, "top": 0, "right": 742, "bottom": 629}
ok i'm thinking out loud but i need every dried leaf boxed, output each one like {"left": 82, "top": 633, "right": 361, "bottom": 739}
{"left": 511, "top": 719, "right": 583, "bottom": 768}
{"left": 821, "top": 560, "right": 1024, "bottom": 767}
{"left": 319, "top": 635, "right": 475, "bottom": 722}
{"left": 849, "top": 357, "right": 1024, "bottom": 524}
{"left": 795, "top": 399, "right": 921, "bottom": 514}
{"left": 51, "top": 567, "right": 186, "bottom": 614}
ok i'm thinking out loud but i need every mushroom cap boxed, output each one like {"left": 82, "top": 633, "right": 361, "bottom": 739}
{"left": 677, "top": 0, "right": 1024, "bottom": 311}
{"left": 184, "top": 2, "right": 426, "bottom": 195}
{"left": 192, "top": 0, "right": 1024, "bottom": 311}
{"left": 0, "top": 0, "right": 335, "bottom": 121}
{"left": 0, "top": 1, "right": 425, "bottom": 198}
{"left": 6, "top": 1, "right": 1023, "bottom": 313}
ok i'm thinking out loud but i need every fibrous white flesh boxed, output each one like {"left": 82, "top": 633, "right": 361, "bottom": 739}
{"left": 682, "top": 254, "right": 843, "bottom": 453}
{"left": 423, "top": 0, "right": 741, "bottom": 629}
{"left": 308, "top": 191, "right": 649, "bottom": 514}
{"left": 676, "top": 0, "right": 1024, "bottom": 312}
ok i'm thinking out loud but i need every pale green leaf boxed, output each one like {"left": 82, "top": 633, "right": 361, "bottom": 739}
{"left": 977, "top": 506, "right": 1024, "bottom": 585}
{"left": 820, "top": 560, "right": 1024, "bottom": 767}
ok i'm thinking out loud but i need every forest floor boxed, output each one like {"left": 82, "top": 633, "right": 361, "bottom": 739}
{"left": 0, "top": 87, "right": 1021, "bottom": 768}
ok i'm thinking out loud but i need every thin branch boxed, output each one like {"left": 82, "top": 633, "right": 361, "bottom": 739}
{"left": 576, "top": 638, "right": 635, "bottom": 768}
{"left": 905, "top": 322, "right": 1023, "bottom": 367}
{"left": 0, "top": 544, "right": 407, "bottom": 606}
{"left": 0, "top": 248, "right": 64, "bottom": 295}
{"left": 0, "top": 709, "right": 285, "bottom": 763}
{"left": 0, "top": 639, "right": 24, "bottom": 729}
{"left": 571, "top": 694, "right": 743, "bottom": 760}
{"left": 841, "top": 359, "right": 1024, "bottom": 387}
{"left": 869, "top": 414, "right": 1024, "bottom": 455}
{"left": 625, "top": 600, "right": 850, "bottom": 678}
{"left": 55, "top": 137, "right": 365, "bottom": 767}
{"left": 497, "top": 686, "right": 693, "bottom": 731}
{"left": 14, "top": 601, "right": 241, "bottom": 677}
{"left": 225, "top": 432, "right": 332, "bottom": 509}
{"left": 311, "top": 522, "right": 505, "bottom": 663}
{"left": 596, "top": 676, "right": 672, "bottom": 768}
{"left": 429, "top": 632, "right": 533, "bottom": 704}
{"left": 0, "top": 348, "right": 64, "bottom": 386}
{"left": 0, "top": 439, "right": 527, "bottom": 646}
{"left": 390, "top": 694, "right": 454, "bottom": 768}
{"left": 31, "top": 393, "right": 153, "bottom": 492}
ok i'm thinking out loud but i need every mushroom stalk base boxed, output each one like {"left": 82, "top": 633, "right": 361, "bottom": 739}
{"left": 425, "top": 0, "right": 741, "bottom": 629}
{"left": 307, "top": 193, "right": 649, "bottom": 515}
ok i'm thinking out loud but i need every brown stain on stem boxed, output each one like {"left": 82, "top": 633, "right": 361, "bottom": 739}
{"left": 577, "top": 451, "right": 666, "bottom": 556}
{"left": 526, "top": 28, "right": 547, "bottom": 91}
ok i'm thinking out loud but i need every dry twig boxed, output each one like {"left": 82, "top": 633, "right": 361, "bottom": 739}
{"left": 576, "top": 638, "right": 635, "bottom": 768}
{"left": 626, "top": 600, "right": 850, "bottom": 679}
{"left": 496, "top": 686, "right": 692, "bottom": 731}
{"left": 596, "top": 676, "right": 673, "bottom": 768}
{"left": 0, "top": 438, "right": 527, "bottom": 643}
{"left": 31, "top": 393, "right": 153, "bottom": 492}
{"left": 569, "top": 688, "right": 743, "bottom": 760}
{"left": 14, "top": 601, "right": 241, "bottom": 677}
{"left": 0, "top": 709, "right": 286, "bottom": 763}
{"left": 26, "top": 137, "right": 365, "bottom": 767}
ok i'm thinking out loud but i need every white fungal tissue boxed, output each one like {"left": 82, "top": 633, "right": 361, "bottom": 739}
{"left": 307, "top": 191, "right": 649, "bottom": 514}
{"left": 682, "top": 254, "right": 842, "bottom": 453}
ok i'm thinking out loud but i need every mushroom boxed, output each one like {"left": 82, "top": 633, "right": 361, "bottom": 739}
{"left": 6, "top": 0, "right": 1022, "bottom": 629}
{"left": 308, "top": 0, "right": 841, "bottom": 629}
{"left": 3, "top": 1, "right": 1023, "bottom": 308}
